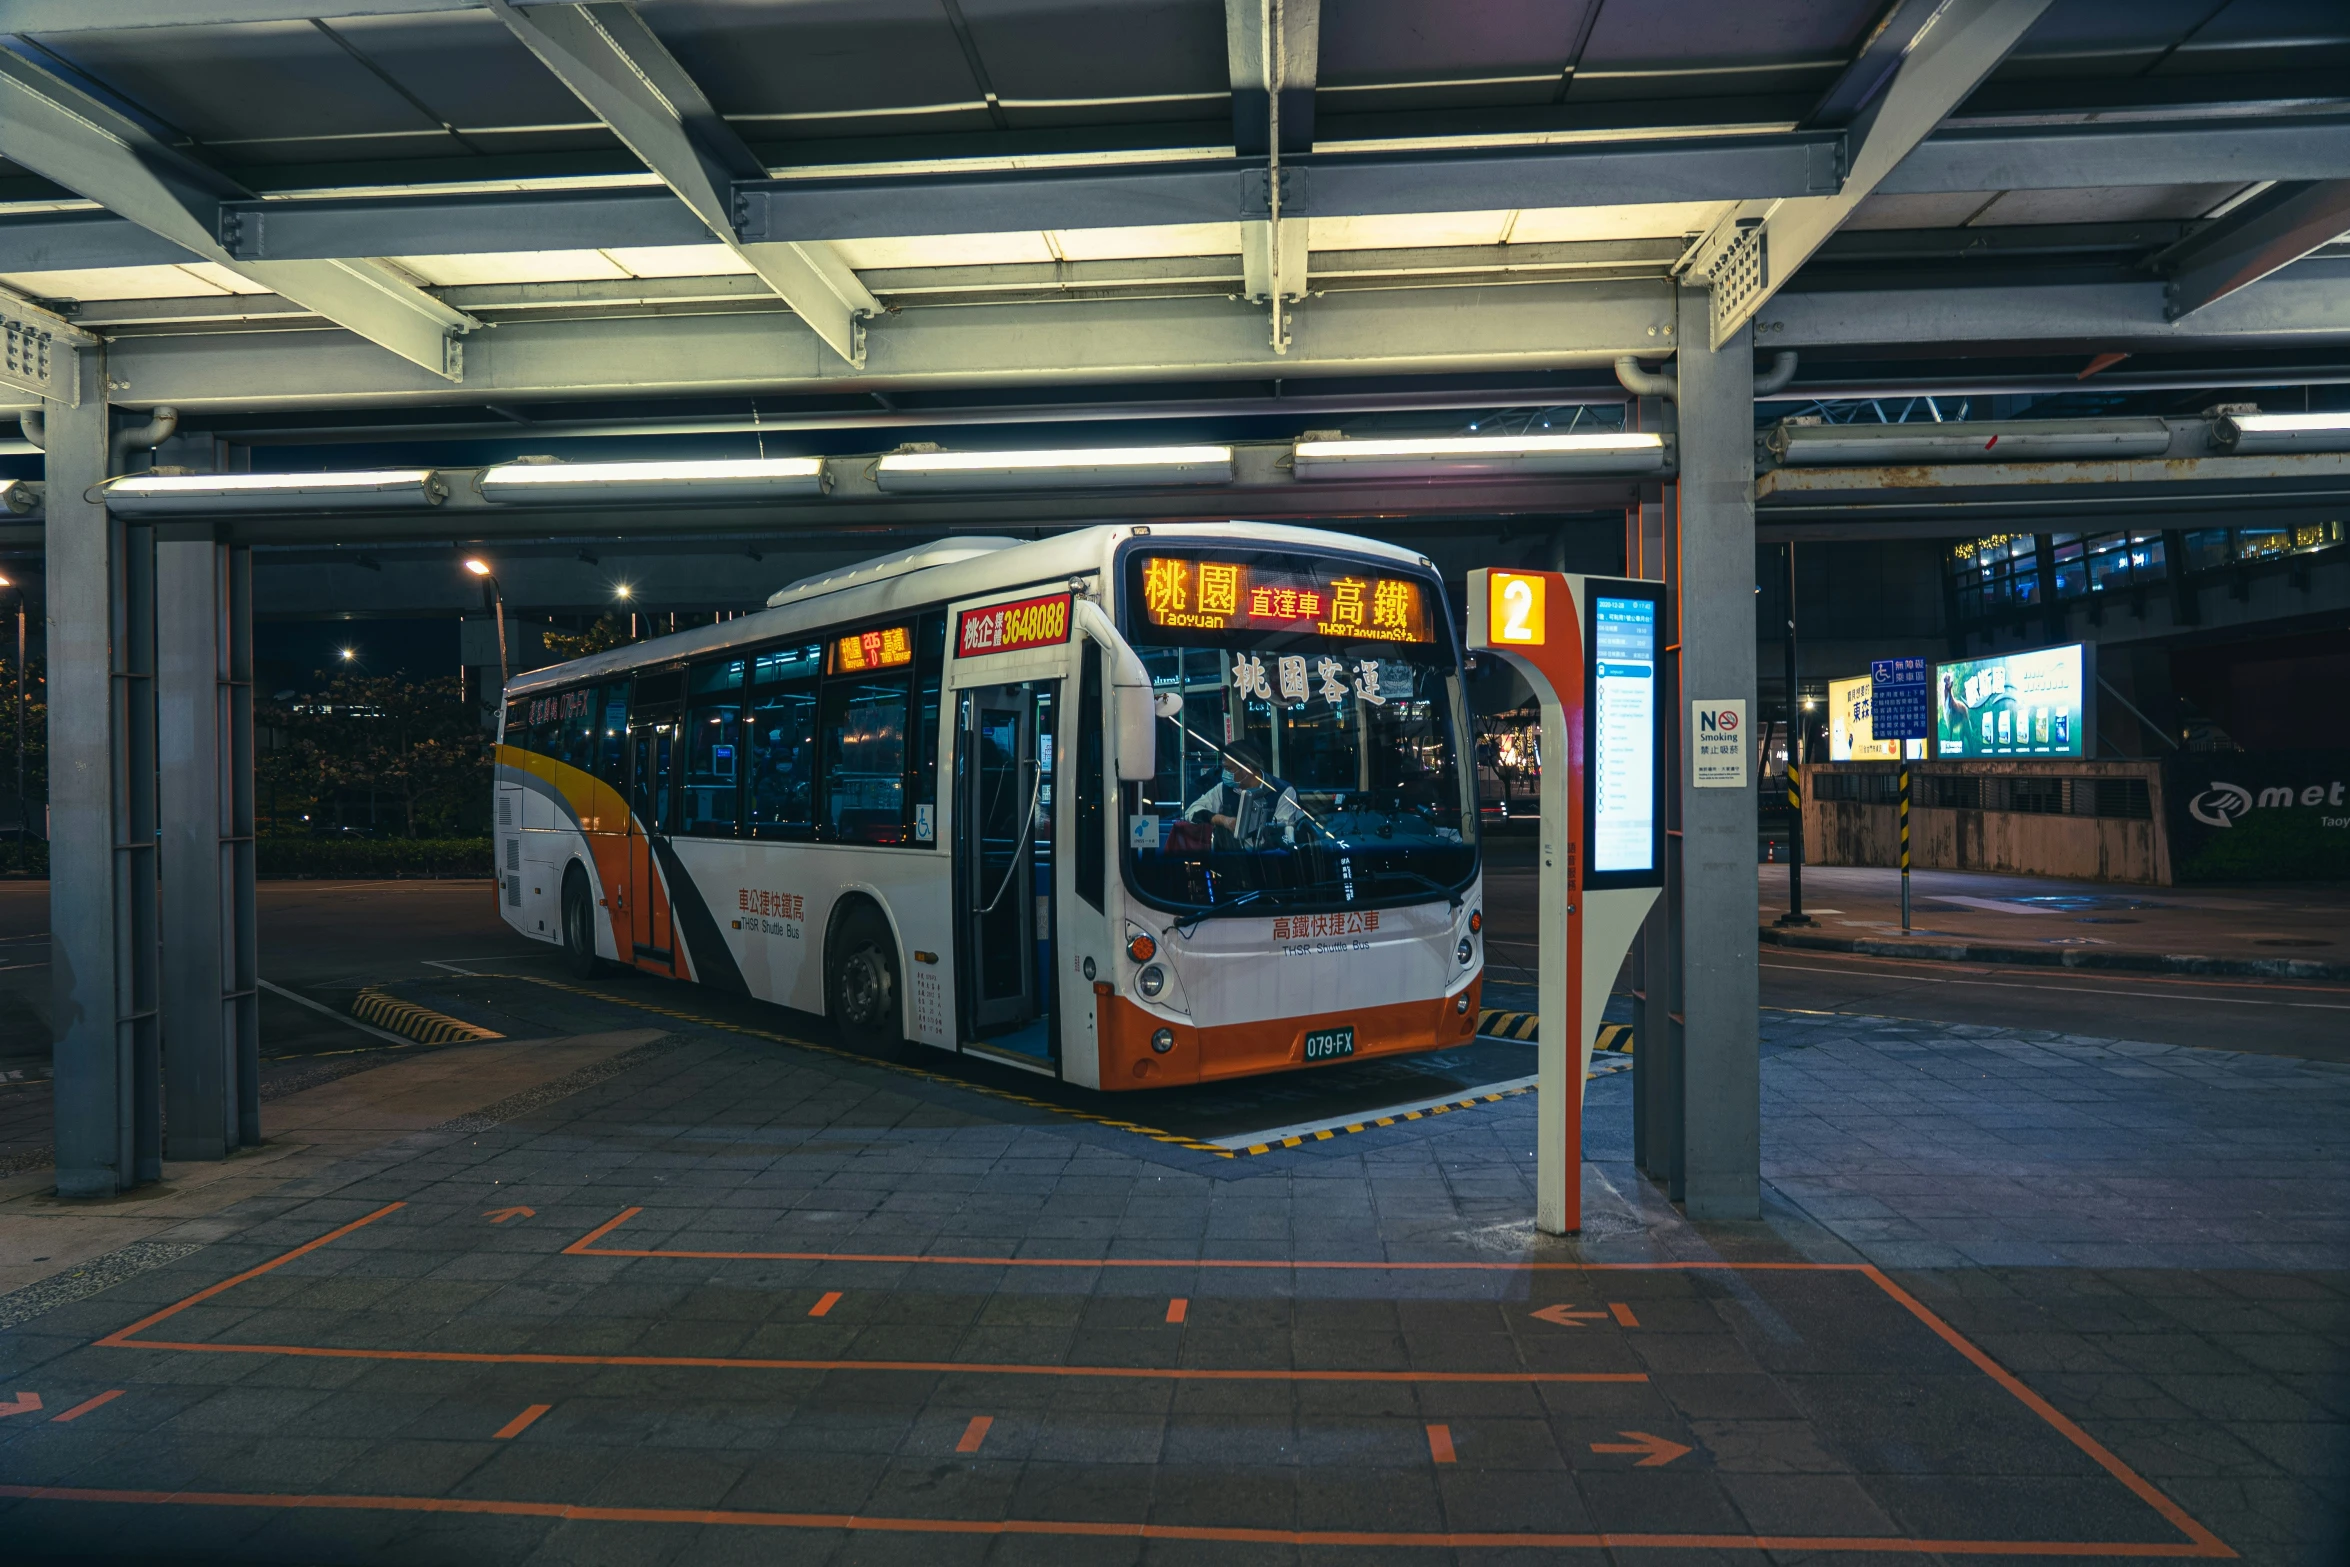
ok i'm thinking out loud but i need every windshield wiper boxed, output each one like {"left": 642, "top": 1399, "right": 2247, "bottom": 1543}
{"left": 1369, "top": 869, "right": 1464, "bottom": 909}
{"left": 1170, "top": 890, "right": 1263, "bottom": 938}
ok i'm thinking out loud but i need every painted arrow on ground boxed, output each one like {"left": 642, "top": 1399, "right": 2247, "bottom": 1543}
{"left": 1590, "top": 1430, "right": 1691, "bottom": 1467}
{"left": 483, "top": 1206, "right": 537, "bottom": 1224}
{"left": 0, "top": 1392, "right": 41, "bottom": 1419}
{"left": 1530, "top": 1303, "right": 1609, "bottom": 1326}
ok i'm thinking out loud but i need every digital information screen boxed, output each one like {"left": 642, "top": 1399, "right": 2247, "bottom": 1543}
{"left": 831, "top": 623, "right": 913, "bottom": 674}
{"left": 1589, "top": 594, "right": 1658, "bottom": 875}
{"left": 1133, "top": 555, "right": 1434, "bottom": 645}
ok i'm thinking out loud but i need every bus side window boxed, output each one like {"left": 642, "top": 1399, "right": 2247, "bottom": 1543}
{"left": 682, "top": 658, "right": 745, "bottom": 837}
{"left": 594, "top": 682, "right": 629, "bottom": 787}
{"left": 1075, "top": 640, "right": 1104, "bottom": 909}
{"left": 748, "top": 642, "right": 821, "bottom": 840}
{"left": 909, "top": 610, "right": 945, "bottom": 847}
{"left": 820, "top": 668, "right": 909, "bottom": 845}
{"left": 560, "top": 688, "right": 596, "bottom": 774}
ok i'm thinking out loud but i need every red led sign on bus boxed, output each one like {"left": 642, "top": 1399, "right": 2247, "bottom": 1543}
{"left": 956, "top": 592, "right": 1071, "bottom": 657}
{"left": 1136, "top": 556, "right": 1432, "bottom": 644}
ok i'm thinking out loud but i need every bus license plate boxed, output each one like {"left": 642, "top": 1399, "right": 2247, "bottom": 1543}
{"left": 1303, "top": 1026, "right": 1355, "bottom": 1062}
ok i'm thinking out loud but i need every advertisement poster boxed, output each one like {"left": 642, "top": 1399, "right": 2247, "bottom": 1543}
{"left": 1828, "top": 675, "right": 1901, "bottom": 761}
{"left": 1934, "top": 644, "right": 2090, "bottom": 758}
{"left": 2165, "top": 751, "right": 2350, "bottom": 882}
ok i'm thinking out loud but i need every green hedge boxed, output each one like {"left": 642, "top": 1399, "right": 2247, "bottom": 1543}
{"left": 0, "top": 836, "right": 492, "bottom": 879}
{"left": 257, "top": 838, "right": 492, "bottom": 878}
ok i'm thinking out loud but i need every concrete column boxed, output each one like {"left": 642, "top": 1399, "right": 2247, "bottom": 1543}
{"left": 47, "top": 367, "right": 163, "bottom": 1196}
{"left": 158, "top": 527, "right": 258, "bottom": 1159}
{"left": 1673, "top": 286, "right": 1760, "bottom": 1220}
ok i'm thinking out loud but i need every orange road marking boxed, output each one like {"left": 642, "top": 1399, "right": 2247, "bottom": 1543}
{"left": 1591, "top": 1431, "right": 1691, "bottom": 1467}
{"left": 90, "top": 1206, "right": 2234, "bottom": 1561}
{"left": 1530, "top": 1303, "right": 1608, "bottom": 1327}
{"left": 1857, "top": 1265, "right": 2236, "bottom": 1559}
{"left": 955, "top": 1416, "right": 992, "bottom": 1453}
{"left": 563, "top": 1207, "right": 1881, "bottom": 1272}
{"left": 483, "top": 1207, "right": 536, "bottom": 1224}
{"left": 1165, "top": 1299, "right": 1187, "bottom": 1324}
{"left": 1425, "top": 1424, "right": 1456, "bottom": 1464}
{"left": 96, "top": 1202, "right": 406, "bottom": 1348}
{"left": 0, "top": 1392, "right": 41, "bottom": 1419}
{"left": 1609, "top": 1303, "right": 1639, "bottom": 1328}
{"left": 50, "top": 1391, "right": 123, "bottom": 1423}
{"left": 0, "top": 1485, "right": 2241, "bottom": 1555}
{"left": 809, "top": 1292, "right": 842, "bottom": 1318}
{"left": 494, "top": 1405, "right": 551, "bottom": 1440}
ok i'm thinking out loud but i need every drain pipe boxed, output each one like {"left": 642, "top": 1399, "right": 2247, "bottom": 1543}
{"left": 1615, "top": 351, "right": 1798, "bottom": 402}
{"left": 111, "top": 406, "right": 177, "bottom": 472}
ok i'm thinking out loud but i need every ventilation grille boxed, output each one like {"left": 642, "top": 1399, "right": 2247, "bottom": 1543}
{"left": 1711, "top": 224, "right": 1768, "bottom": 346}
{"left": 505, "top": 837, "right": 520, "bottom": 871}
{"left": 505, "top": 875, "right": 522, "bottom": 908}
{"left": 498, "top": 795, "right": 512, "bottom": 827}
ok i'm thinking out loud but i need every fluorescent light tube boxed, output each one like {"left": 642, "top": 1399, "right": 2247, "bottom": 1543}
{"left": 102, "top": 469, "right": 447, "bottom": 515}
{"left": 1292, "top": 432, "right": 1666, "bottom": 478}
{"left": 479, "top": 456, "right": 830, "bottom": 504}
{"left": 873, "top": 445, "right": 1233, "bottom": 492}
{"left": 2212, "top": 410, "right": 2350, "bottom": 454}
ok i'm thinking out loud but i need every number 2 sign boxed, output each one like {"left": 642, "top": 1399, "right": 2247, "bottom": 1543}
{"left": 1486, "top": 572, "right": 1546, "bottom": 646}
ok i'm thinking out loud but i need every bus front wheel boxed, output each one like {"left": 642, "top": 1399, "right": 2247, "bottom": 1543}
{"left": 560, "top": 865, "right": 605, "bottom": 980}
{"left": 827, "top": 903, "right": 902, "bottom": 1051}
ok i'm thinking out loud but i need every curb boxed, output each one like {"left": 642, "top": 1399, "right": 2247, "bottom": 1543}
{"left": 352, "top": 986, "right": 505, "bottom": 1044}
{"left": 1758, "top": 926, "right": 2350, "bottom": 982}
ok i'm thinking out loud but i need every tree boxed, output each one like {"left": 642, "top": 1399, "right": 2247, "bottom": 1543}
{"left": 258, "top": 671, "right": 490, "bottom": 837}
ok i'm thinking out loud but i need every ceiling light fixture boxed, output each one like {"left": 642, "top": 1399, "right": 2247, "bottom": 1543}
{"left": 872, "top": 445, "right": 1234, "bottom": 493}
{"left": 478, "top": 456, "right": 829, "bottom": 504}
{"left": 2212, "top": 409, "right": 2350, "bottom": 454}
{"left": 101, "top": 469, "right": 447, "bottom": 515}
{"left": 1291, "top": 432, "right": 1667, "bottom": 479}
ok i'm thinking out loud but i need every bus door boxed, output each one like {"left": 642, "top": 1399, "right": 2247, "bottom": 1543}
{"left": 626, "top": 712, "right": 679, "bottom": 972}
{"left": 959, "top": 678, "right": 1057, "bottom": 1058}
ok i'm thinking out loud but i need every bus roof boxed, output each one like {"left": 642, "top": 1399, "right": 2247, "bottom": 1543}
{"left": 503, "top": 521, "right": 1431, "bottom": 698}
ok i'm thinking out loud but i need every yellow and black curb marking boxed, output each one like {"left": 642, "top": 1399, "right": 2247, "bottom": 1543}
{"left": 1477, "top": 1013, "right": 1636, "bottom": 1057}
{"left": 351, "top": 986, "right": 504, "bottom": 1046}
{"left": 461, "top": 973, "right": 1546, "bottom": 1161}
{"left": 1235, "top": 1084, "right": 1538, "bottom": 1155}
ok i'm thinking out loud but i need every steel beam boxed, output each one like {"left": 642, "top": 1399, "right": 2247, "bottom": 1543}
{"left": 156, "top": 528, "right": 257, "bottom": 1160}
{"left": 1689, "top": 0, "right": 2054, "bottom": 347}
{"left": 2158, "top": 180, "right": 2350, "bottom": 319}
{"left": 487, "top": 0, "right": 877, "bottom": 366}
{"left": 99, "top": 278, "right": 1678, "bottom": 410}
{"left": 46, "top": 371, "right": 162, "bottom": 1196}
{"left": 1882, "top": 115, "right": 2350, "bottom": 195}
{"left": 0, "top": 50, "right": 472, "bottom": 379}
{"left": 1670, "top": 285, "right": 1759, "bottom": 1220}
{"left": 0, "top": 0, "right": 479, "bottom": 26}
{"left": 1227, "top": 0, "right": 1316, "bottom": 328}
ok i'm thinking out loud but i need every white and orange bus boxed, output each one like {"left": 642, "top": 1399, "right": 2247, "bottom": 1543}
{"left": 495, "top": 522, "right": 1485, "bottom": 1088}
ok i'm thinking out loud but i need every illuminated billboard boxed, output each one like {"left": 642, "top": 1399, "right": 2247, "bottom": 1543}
{"left": 1934, "top": 644, "right": 2092, "bottom": 758}
{"left": 1828, "top": 674, "right": 1903, "bottom": 761}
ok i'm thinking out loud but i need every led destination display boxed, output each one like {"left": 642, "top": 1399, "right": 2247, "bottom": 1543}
{"left": 1134, "top": 555, "right": 1433, "bottom": 644}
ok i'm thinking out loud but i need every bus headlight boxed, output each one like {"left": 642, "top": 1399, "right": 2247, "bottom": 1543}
{"left": 1455, "top": 993, "right": 1471, "bottom": 1014}
{"left": 1150, "top": 1028, "right": 1175, "bottom": 1053}
{"left": 1457, "top": 937, "right": 1474, "bottom": 965}
{"left": 1138, "top": 964, "right": 1167, "bottom": 998}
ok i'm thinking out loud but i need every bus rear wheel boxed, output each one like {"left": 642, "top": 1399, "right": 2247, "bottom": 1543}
{"left": 560, "top": 865, "right": 605, "bottom": 980}
{"left": 827, "top": 904, "right": 902, "bottom": 1051}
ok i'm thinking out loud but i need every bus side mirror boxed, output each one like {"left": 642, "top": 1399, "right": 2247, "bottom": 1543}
{"left": 1116, "top": 683, "right": 1155, "bottom": 781}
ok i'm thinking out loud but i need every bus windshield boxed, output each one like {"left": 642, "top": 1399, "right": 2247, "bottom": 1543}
{"left": 1120, "top": 550, "right": 1478, "bottom": 916}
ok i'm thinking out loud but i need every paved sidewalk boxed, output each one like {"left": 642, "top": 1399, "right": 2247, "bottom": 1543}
{"left": 1, "top": 971, "right": 2343, "bottom": 1566}
{"left": 1759, "top": 865, "right": 2350, "bottom": 977}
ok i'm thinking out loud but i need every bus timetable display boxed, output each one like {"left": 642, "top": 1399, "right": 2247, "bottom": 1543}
{"left": 1588, "top": 595, "right": 1658, "bottom": 875}
{"left": 1133, "top": 555, "right": 1433, "bottom": 644}
{"left": 1934, "top": 643, "right": 2091, "bottom": 758}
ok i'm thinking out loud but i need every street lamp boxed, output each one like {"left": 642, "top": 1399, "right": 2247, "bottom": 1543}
{"left": 463, "top": 557, "right": 508, "bottom": 698}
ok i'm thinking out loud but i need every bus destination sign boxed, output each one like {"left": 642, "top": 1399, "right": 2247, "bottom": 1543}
{"left": 831, "top": 624, "right": 913, "bottom": 674}
{"left": 956, "top": 592, "right": 1071, "bottom": 658}
{"left": 1136, "top": 556, "right": 1431, "bottom": 644}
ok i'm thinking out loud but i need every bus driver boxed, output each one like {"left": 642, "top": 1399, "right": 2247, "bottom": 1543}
{"left": 1185, "top": 742, "right": 1302, "bottom": 847}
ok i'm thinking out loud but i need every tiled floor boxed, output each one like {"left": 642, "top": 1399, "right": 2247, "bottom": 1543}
{"left": 1, "top": 974, "right": 2344, "bottom": 1565}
